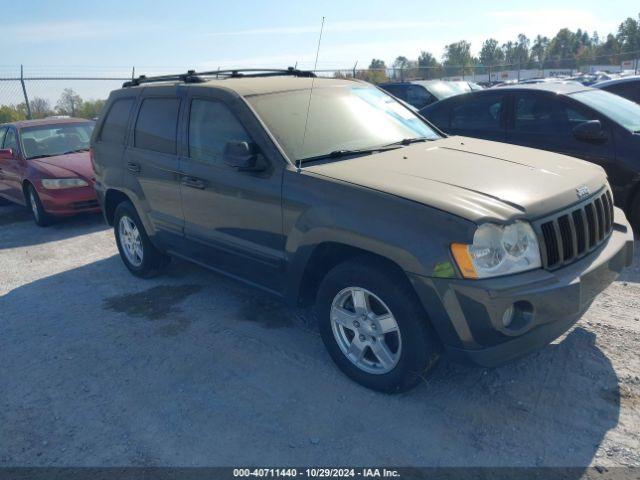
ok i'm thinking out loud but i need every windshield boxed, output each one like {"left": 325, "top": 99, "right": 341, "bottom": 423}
{"left": 246, "top": 85, "right": 440, "bottom": 162}
{"left": 21, "top": 123, "right": 94, "bottom": 160}
{"left": 571, "top": 90, "right": 640, "bottom": 132}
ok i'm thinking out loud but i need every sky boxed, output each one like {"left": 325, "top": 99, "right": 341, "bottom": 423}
{"left": 3, "top": 0, "right": 639, "bottom": 73}
{"left": 0, "top": 0, "right": 638, "bottom": 105}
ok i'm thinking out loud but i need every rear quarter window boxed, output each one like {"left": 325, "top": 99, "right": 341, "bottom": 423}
{"left": 450, "top": 93, "right": 503, "bottom": 132}
{"left": 100, "top": 98, "right": 134, "bottom": 144}
{"left": 424, "top": 103, "right": 451, "bottom": 130}
{"left": 134, "top": 97, "right": 180, "bottom": 154}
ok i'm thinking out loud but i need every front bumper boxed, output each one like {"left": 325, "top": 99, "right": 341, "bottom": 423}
{"left": 37, "top": 184, "right": 101, "bottom": 216}
{"left": 409, "top": 207, "right": 635, "bottom": 367}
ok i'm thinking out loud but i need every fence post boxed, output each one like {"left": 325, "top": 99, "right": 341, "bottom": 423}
{"left": 20, "top": 65, "right": 32, "bottom": 120}
{"left": 131, "top": 66, "right": 135, "bottom": 80}
{"left": 352, "top": 61, "right": 358, "bottom": 78}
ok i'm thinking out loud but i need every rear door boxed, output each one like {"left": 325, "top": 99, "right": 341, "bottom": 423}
{"left": 446, "top": 91, "right": 507, "bottom": 142}
{"left": 123, "top": 89, "right": 185, "bottom": 244}
{"left": 178, "top": 91, "right": 285, "bottom": 293}
{"left": 506, "top": 91, "right": 614, "bottom": 167}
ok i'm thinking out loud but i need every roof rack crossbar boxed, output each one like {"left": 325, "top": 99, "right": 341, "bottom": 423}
{"left": 122, "top": 67, "right": 315, "bottom": 87}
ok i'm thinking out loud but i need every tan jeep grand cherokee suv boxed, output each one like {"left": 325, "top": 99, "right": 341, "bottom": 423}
{"left": 91, "top": 69, "right": 635, "bottom": 392}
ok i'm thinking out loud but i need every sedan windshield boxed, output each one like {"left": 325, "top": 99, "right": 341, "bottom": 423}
{"left": 21, "top": 123, "right": 94, "bottom": 160}
{"left": 246, "top": 84, "right": 440, "bottom": 162}
{"left": 571, "top": 90, "right": 640, "bottom": 132}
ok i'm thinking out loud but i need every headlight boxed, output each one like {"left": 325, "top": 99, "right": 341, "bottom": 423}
{"left": 41, "top": 178, "right": 88, "bottom": 189}
{"left": 451, "top": 221, "right": 541, "bottom": 279}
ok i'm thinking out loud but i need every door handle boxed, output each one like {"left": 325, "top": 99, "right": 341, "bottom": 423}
{"left": 181, "top": 176, "right": 205, "bottom": 189}
{"left": 127, "top": 162, "right": 141, "bottom": 174}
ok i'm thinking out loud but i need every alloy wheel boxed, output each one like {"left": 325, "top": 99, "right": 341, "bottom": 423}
{"left": 330, "top": 287, "right": 402, "bottom": 374}
{"left": 118, "top": 215, "right": 144, "bottom": 267}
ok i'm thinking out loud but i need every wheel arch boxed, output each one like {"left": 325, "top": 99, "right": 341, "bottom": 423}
{"left": 103, "top": 189, "right": 133, "bottom": 225}
{"left": 292, "top": 241, "right": 418, "bottom": 308}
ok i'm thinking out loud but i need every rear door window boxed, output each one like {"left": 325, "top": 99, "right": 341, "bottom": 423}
{"left": 188, "top": 99, "right": 250, "bottom": 165}
{"left": 450, "top": 93, "right": 503, "bottom": 132}
{"left": 100, "top": 98, "right": 134, "bottom": 144}
{"left": 134, "top": 98, "right": 180, "bottom": 154}
{"left": 513, "top": 93, "right": 594, "bottom": 134}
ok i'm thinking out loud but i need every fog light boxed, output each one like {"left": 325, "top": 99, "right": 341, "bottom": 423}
{"left": 502, "top": 305, "right": 515, "bottom": 327}
{"left": 501, "top": 301, "right": 534, "bottom": 332}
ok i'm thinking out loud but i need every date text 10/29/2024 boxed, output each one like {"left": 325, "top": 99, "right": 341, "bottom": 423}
{"left": 233, "top": 469, "right": 400, "bottom": 478}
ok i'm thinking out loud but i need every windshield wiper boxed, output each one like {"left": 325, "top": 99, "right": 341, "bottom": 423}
{"left": 61, "top": 148, "right": 90, "bottom": 154}
{"left": 383, "top": 137, "right": 434, "bottom": 147}
{"left": 27, "top": 154, "right": 53, "bottom": 160}
{"left": 298, "top": 144, "right": 402, "bottom": 163}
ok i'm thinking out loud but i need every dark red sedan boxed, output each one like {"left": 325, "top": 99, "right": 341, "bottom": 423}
{"left": 0, "top": 117, "right": 100, "bottom": 226}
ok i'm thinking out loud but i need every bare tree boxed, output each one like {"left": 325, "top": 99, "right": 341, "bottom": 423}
{"left": 30, "top": 97, "right": 52, "bottom": 119}
{"left": 56, "top": 88, "right": 83, "bottom": 116}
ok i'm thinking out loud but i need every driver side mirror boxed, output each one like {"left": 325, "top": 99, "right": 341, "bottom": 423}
{"left": 573, "top": 120, "right": 606, "bottom": 143}
{"left": 0, "top": 148, "right": 13, "bottom": 160}
{"left": 223, "top": 141, "right": 262, "bottom": 171}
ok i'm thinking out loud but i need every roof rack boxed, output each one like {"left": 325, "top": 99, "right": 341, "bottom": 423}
{"left": 122, "top": 67, "right": 315, "bottom": 87}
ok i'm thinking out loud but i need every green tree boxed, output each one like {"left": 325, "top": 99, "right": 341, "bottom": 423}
{"left": 531, "top": 35, "right": 549, "bottom": 67}
{"left": 479, "top": 39, "right": 504, "bottom": 66}
{"left": 77, "top": 99, "right": 106, "bottom": 119}
{"left": 443, "top": 40, "right": 474, "bottom": 74}
{"left": 368, "top": 58, "right": 386, "bottom": 69}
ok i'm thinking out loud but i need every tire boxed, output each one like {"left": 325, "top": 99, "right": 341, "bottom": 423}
{"left": 113, "top": 201, "right": 170, "bottom": 278}
{"left": 27, "top": 185, "right": 54, "bottom": 227}
{"left": 629, "top": 191, "right": 640, "bottom": 234}
{"left": 316, "top": 257, "right": 441, "bottom": 393}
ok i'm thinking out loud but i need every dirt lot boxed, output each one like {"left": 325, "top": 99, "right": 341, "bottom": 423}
{"left": 0, "top": 203, "right": 639, "bottom": 470}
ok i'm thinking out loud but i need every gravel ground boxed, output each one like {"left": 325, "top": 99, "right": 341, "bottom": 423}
{"left": 0, "top": 203, "right": 639, "bottom": 470}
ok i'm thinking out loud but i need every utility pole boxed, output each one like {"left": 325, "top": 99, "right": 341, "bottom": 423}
{"left": 20, "top": 65, "right": 32, "bottom": 120}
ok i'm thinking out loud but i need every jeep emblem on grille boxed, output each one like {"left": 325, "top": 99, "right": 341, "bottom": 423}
{"left": 576, "top": 185, "right": 590, "bottom": 199}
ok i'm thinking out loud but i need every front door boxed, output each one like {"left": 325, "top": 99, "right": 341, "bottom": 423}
{"left": 0, "top": 127, "right": 26, "bottom": 203}
{"left": 447, "top": 92, "right": 507, "bottom": 142}
{"left": 179, "top": 95, "right": 285, "bottom": 294}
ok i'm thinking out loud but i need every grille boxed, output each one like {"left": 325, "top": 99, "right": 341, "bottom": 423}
{"left": 537, "top": 189, "right": 614, "bottom": 269}
{"left": 71, "top": 200, "right": 99, "bottom": 210}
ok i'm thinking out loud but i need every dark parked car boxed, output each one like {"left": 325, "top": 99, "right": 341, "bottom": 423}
{"left": 91, "top": 70, "right": 633, "bottom": 392}
{"left": 420, "top": 83, "right": 640, "bottom": 228}
{"left": 595, "top": 75, "right": 640, "bottom": 104}
{"left": 379, "top": 80, "right": 472, "bottom": 109}
{"left": 0, "top": 117, "right": 99, "bottom": 225}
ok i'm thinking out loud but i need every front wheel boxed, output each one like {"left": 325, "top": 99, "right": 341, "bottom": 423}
{"left": 114, "top": 201, "right": 169, "bottom": 278}
{"left": 629, "top": 191, "right": 640, "bottom": 234}
{"left": 27, "top": 185, "right": 54, "bottom": 227}
{"left": 316, "top": 258, "right": 441, "bottom": 393}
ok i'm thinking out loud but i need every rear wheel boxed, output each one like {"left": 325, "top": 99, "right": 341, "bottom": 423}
{"left": 27, "top": 185, "right": 54, "bottom": 227}
{"left": 114, "top": 201, "right": 170, "bottom": 278}
{"left": 316, "top": 257, "right": 440, "bottom": 393}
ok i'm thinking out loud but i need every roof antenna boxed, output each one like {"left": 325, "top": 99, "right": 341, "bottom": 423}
{"left": 299, "top": 16, "right": 325, "bottom": 172}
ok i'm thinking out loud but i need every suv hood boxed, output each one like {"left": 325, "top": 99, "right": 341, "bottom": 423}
{"left": 304, "top": 136, "right": 608, "bottom": 223}
{"left": 30, "top": 152, "right": 93, "bottom": 181}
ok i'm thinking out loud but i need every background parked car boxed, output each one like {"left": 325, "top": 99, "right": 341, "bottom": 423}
{"left": 420, "top": 83, "right": 640, "bottom": 228}
{"left": 379, "top": 80, "right": 473, "bottom": 109}
{"left": 0, "top": 117, "right": 99, "bottom": 226}
{"left": 595, "top": 76, "right": 640, "bottom": 104}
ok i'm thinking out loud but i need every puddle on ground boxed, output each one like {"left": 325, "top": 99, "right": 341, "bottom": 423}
{"left": 237, "top": 295, "right": 293, "bottom": 329}
{"left": 103, "top": 284, "right": 202, "bottom": 320}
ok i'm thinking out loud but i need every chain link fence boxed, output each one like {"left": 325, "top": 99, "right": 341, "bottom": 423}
{"left": 2, "top": 53, "right": 639, "bottom": 122}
